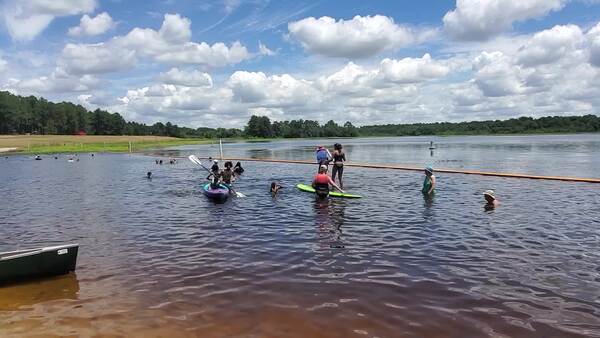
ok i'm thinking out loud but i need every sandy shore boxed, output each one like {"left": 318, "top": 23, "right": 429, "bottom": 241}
{"left": 0, "top": 147, "right": 17, "bottom": 153}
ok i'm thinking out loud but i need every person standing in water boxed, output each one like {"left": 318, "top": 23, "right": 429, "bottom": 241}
{"left": 233, "top": 162, "right": 244, "bottom": 175}
{"left": 312, "top": 165, "right": 344, "bottom": 198}
{"left": 331, "top": 143, "right": 346, "bottom": 189}
{"left": 270, "top": 182, "right": 282, "bottom": 195}
{"left": 484, "top": 190, "right": 499, "bottom": 208}
{"left": 316, "top": 146, "right": 332, "bottom": 169}
{"left": 422, "top": 166, "right": 436, "bottom": 195}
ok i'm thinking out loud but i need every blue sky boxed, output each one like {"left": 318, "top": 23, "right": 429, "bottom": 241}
{"left": 1, "top": 0, "right": 599, "bottom": 127}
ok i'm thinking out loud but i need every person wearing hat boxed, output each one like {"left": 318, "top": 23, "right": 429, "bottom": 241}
{"left": 312, "top": 164, "right": 344, "bottom": 197}
{"left": 422, "top": 166, "right": 436, "bottom": 195}
{"left": 207, "top": 159, "right": 220, "bottom": 181}
{"left": 315, "top": 145, "right": 332, "bottom": 170}
{"left": 483, "top": 190, "right": 499, "bottom": 208}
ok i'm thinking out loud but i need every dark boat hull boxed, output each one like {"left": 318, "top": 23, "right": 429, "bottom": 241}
{"left": 0, "top": 244, "right": 79, "bottom": 285}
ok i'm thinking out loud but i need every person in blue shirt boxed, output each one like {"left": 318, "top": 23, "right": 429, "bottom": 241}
{"left": 315, "top": 146, "right": 332, "bottom": 170}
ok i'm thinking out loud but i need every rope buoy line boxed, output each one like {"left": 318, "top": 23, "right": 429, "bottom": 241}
{"left": 193, "top": 156, "right": 600, "bottom": 184}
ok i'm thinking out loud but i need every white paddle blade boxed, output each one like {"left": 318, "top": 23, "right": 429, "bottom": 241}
{"left": 188, "top": 155, "right": 201, "bottom": 165}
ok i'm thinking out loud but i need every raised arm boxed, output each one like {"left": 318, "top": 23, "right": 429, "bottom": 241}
{"left": 328, "top": 176, "right": 344, "bottom": 193}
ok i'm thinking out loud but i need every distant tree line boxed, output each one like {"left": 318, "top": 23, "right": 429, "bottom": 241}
{"left": 0, "top": 91, "right": 240, "bottom": 138}
{"left": 244, "top": 115, "right": 359, "bottom": 138}
{"left": 1, "top": 91, "right": 599, "bottom": 138}
{"left": 357, "top": 115, "right": 600, "bottom": 136}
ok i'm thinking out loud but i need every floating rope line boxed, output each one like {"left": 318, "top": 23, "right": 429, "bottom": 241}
{"left": 195, "top": 156, "right": 600, "bottom": 184}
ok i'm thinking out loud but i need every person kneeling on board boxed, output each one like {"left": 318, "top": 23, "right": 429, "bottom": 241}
{"left": 312, "top": 165, "right": 344, "bottom": 197}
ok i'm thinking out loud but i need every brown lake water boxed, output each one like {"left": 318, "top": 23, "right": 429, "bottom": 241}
{"left": 1, "top": 135, "right": 600, "bottom": 337}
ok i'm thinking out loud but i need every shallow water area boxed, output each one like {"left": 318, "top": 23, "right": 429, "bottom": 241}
{"left": 1, "top": 135, "right": 600, "bottom": 337}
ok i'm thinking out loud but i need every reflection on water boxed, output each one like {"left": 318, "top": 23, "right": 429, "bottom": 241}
{"left": 2, "top": 135, "right": 600, "bottom": 337}
{"left": 0, "top": 274, "right": 79, "bottom": 311}
{"left": 313, "top": 199, "right": 346, "bottom": 249}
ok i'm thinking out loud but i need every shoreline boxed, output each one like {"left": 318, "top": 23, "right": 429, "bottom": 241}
{"left": 2, "top": 132, "right": 599, "bottom": 155}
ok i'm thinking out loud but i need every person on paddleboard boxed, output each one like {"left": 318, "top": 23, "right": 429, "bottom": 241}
{"left": 331, "top": 143, "right": 346, "bottom": 189}
{"left": 484, "top": 190, "right": 499, "bottom": 209}
{"left": 316, "top": 146, "right": 332, "bottom": 169}
{"left": 422, "top": 166, "right": 436, "bottom": 195}
{"left": 312, "top": 165, "right": 344, "bottom": 197}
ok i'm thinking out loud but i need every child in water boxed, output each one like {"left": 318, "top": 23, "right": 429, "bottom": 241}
{"left": 270, "top": 182, "right": 282, "bottom": 195}
{"left": 422, "top": 166, "right": 436, "bottom": 195}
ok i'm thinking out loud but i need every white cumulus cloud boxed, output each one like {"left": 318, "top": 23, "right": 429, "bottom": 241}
{"left": 288, "top": 15, "right": 432, "bottom": 58}
{"left": 588, "top": 22, "right": 600, "bottom": 67}
{"left": 227, "top": 71, "right": 318, "bottom": 107}
{"left": 68, "top": 12, "right": 115, "bottom": 37}
{"left": 60, "top": 43, "right": 136, "bottom": 74}
{"left": 2, "top": 0, "right": 97, "bottom": 41}
{"left": 516, "top": 25, "right": 585, "bottom": 67}
{"left": 61, "top": 13, "right": 250, "bottom": 74}
{"left": 10, "top": 67, "right": 100, "bottom": 94}
{"left": 473, "top": 51, "right": 529, "bottom": 97}
{"left": 159, "top": 68, "right": 213, "bottom": 87}
{"left": 443, "top": 0, "right": 566, "bottom": 41}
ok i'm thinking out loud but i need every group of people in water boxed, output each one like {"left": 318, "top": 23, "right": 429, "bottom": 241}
{"left": 147, "top": 142, "right": 500, "bottom": 208}
{"left": 207, "top": 160, "right": 244, "bottom": 189}
{"left": 310, "top": 143, "right": 499, "bottom": 208}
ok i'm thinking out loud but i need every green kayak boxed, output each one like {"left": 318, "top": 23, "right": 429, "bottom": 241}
{"left": 296, "top": 184, "right": 362, "bottom": 199}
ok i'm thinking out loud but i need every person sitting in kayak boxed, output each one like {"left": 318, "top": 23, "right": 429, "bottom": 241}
{"left": 209, "top": 174, "right": 221, "bottom": 190}
{"left": 207, "top": 159, "right": 220, "bottom": 180}
{"left": 312, "top": 165, "right": 344, "bottom": 197}
{"left": 331, "top": 143, "right": 346, "bottom": 189}
{"left": 233, "top": 162, "right": 245, "bottom": 175}
{"left": 422, "top": 166, "right": 436, "bottom": 195}
{"left": 220, "top": 161, "right": 235, "bottom": 186}
{"left": 316, "top": 146, "right": 332, "bottom": 169}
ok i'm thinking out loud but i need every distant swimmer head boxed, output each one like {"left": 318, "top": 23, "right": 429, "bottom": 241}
{"left": 425, "top": 166, "right": 434, "bottom": 174}
{"left": 147, "top": 171, "right": 152, "bottom": 179}
{"left": 483, "top": 190, "right": 496, "bottom": 201}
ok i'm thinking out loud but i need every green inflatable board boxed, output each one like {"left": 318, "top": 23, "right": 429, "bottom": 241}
{"left": 296, "top": 183, "right": 363, "bottom": 199}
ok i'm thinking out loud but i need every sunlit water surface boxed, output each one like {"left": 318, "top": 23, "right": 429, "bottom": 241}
{"left": 1, "top": 135, "right": 599, "bottom": 337}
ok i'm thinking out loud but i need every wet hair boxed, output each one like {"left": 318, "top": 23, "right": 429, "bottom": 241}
{"left": 234, "top": 162, "right": 242, "bottom": 167}
{"left": 334, "top": 143, "right": 342, "bottom": 150}
{"left": 225, "top": 161, "right": 233, "bottom": 168}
